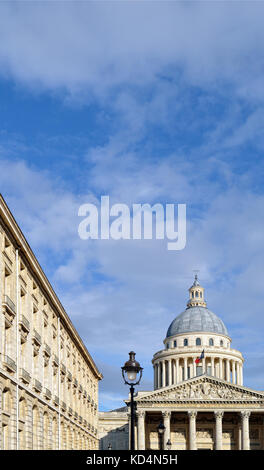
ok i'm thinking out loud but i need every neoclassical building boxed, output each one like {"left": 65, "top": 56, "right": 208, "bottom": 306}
{"left": 99, "top": 276, "right": 264, "bottom": 450}
{"left": 0, "top": 194, "right": 102, "bottom": 449}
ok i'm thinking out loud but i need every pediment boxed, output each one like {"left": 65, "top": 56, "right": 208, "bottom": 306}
{"left": 135, "top": 375, "right": 264, "bottom": 404}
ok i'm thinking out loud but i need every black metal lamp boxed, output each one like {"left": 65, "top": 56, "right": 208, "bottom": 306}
{"left": 122, "top": 352, "right": 143, "bottom": 450}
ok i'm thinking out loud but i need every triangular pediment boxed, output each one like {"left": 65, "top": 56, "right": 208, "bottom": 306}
{"left": 134, "top": 375, "right": 264, "bottom": 404}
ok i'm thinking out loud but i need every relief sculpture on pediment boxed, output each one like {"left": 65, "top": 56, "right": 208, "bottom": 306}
{"left": 164, "top": 380, "right": 257, "bottom": 401}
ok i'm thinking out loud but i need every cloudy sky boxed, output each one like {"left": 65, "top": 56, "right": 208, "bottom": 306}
{"left": 0, "top": 1, "right": 264, "bottom": 410}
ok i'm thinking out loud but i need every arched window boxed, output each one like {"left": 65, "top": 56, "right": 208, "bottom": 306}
{"left": 184, "top": 338, "right": 188, "bottom": 346}
{"left": 220, "top": 340, "right": 223, "bottom": 347}
{"left": 174, "top": 340, "right": 177, "bottom": 348}
{"left": 209, "top": 338, "right": 214, "bottom": 346}
{"left": 166, "top": 342, "right": 170, "bottom": 349}
{"left": 200, "top": 292, "right": 202, "bottom": 298}
{"left": 192, "top": 292, "right": 194, "bottom": 298}
{"left": 195, "top": 291, "right": 199, "bottom": 298}
{"left": 196, "top": 338, "right": 201, "bottom": 346}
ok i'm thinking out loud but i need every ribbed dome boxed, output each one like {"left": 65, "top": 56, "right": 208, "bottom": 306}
{"left": 166, "top": 306, "right": 228, "bottom": 338}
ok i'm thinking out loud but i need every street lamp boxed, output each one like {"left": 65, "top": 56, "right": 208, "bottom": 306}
{"left": 157, "top": 421, "right": 165, "bottom": 450}
{"left": 166, "top": 439, "right": 172, "bottom": 450}
{"left": 108, "top": 443, "right": 112, "bottom": 450}
{"left": 122, "top": 351, "right": 143, "bottom": 451}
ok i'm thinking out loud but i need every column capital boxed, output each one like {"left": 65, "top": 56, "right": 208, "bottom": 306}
{"left": 137, "top": 410, "right": 146, "bottom": 419}
{"left": 162, "top": 410, "right": 171, "bottom": 419}
{"left": 240, "top": 410, "right": 251, "bottom": 420}
{"left": 214, "top": 410, "right": 224, "bottom": 419}
{"left": 188, "top": 410, "right": 197, "bottom": 419}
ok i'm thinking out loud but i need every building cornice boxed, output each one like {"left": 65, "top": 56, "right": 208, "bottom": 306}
{"left": 0, "top": 194, "right": 102, "bottom": 380}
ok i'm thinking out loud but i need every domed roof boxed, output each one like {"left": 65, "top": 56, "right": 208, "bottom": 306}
{"left": 166, "top": 306, "right": 228, "bottom": 338}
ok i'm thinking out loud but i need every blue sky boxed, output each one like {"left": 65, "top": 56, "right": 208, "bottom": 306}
{"left": 0, "top": 2, "right": 264, "bottom": 410}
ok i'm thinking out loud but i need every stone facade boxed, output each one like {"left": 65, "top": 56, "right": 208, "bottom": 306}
{"left": 99, "top": 277, "right": 264, "bottom": 450}
{"left": 0, "top": 194, "right": 102, "bottom": 449}
{"left": 99, "top": 407, "right": 129, "bottom": 450}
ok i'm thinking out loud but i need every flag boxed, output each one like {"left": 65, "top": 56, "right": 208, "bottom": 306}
{"left": 195, "top": 349, "right": 205, "bottom": 364}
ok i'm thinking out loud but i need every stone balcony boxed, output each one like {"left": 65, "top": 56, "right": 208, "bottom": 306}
{"left": 34, "top": 379, "right": 42, "bottom": 393}
{"left": 61, "top": 401, "right": 67, "bottom": 411}
{"left": 32, "top": 329, "right": 42, "bottom": 355}
{"left": 73, "top": 378, "right": 78, "bottom": 388}
{"left": 54, "top": 395, "right": 59, "bottom": 406}
{"left": 2, "top": 295, "right": 16, "bottom": 326}
{"left": 44, "top": 388, "right": 52, "bottom": 400}
{"left": 19, "top": 315, "right": 30, "bottom": 343}
{"left": 3, "top": 354, "right": 17, "bottom": 373}
{"left": 43, "top": 343, "right": 51, "bottom": 357}
{"left": 20, "top": 367, "right": 31, "bottom": 384}
{"left": 53, "top": 354, "right": 59, "bottom": 367}
{"left": 32, "top": 329, "right": 41, "bottom": 346}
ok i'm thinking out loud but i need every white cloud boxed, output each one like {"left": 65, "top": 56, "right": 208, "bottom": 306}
{"left": 0, "top": 2, "right": 264, "bottom": 102}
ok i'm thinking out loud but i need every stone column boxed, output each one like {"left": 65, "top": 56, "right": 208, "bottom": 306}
{"left": 176, "top": 358, "right": 180, "bottom": 383}
{"left": 162, "top": 411, "right": 171, "bottom": 450}
{"left": 214, "top": 411, "right": 224, "bottom": 450}
{"left": 226, "top": 360, "right": 230, "bottom": 383}
{"left": 237, "top": 419, "right": 242, "bottom": 450}
{"left": 232, "top": 360, "right": 235, "bottom": 384}
{"left": 158, "top": 362, "right": 162, "bottom": 388}
{"left": 168, "top": 360, "right": 172, "bottom": 386}
{"left": 184, "top": 358, "right": 188, "bottom": 381}
{"left": 188, "top": 411, "right": 197, "bottom": 450}
{"left": 241, "top": 411, "right": 251, "bottom": 450}
{"left": 162, "top": 361, "right": 166, "bottom": 388}
{"left": 219, "top": 358, "right": 223, "bottom": 380}
{"left": 211, "top": 357, "right": 215, "bottom": 377}
{"left": 137, "top": 410, "right": 145, "bottom": 450}
{"left": 171, "top": 360, "right": 175, "bottom": 385}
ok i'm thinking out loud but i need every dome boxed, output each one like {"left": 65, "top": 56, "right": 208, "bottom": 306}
{"left": 166, "top": 306, "right": 228, "bottom": 338}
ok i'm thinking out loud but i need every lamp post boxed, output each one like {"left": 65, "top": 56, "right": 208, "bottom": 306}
{"left": 108, "top": 443, "right": 112, "bottom": 450}
{"left": 122, "top": 351, "right": 143, "bottom": 451}
{"left": 157, "top": 421, "right": 165, "bottom": 450}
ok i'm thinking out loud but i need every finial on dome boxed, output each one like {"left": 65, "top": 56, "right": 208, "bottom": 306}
{"left": 193, "top": 273, "right": 200, "bottom": 286}
{"left": 187, "top": 272, "right": 207, "bottom": 308}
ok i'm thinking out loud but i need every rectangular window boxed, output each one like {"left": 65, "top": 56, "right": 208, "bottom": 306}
{"left": 196, "top": 366, "right": 202, "bottom": 376}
